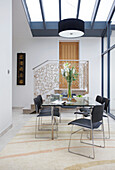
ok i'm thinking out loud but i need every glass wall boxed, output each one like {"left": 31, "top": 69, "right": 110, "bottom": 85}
{"left": 104, "top": 54, "right": 107, "bottom": 98}
{"left": 104, "top": 36, "right": 107, "bottom": 51}
{"left": 110, "top": 30, "right": 115, "bottom": 47}
{"left": 110, "top": 49, "right": 115, "bottom": 115}
{"left": 102, "top": 13, "right": 115, "bottom": 117}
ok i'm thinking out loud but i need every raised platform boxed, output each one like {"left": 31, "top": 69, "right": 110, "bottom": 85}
{"left": 23, "top": 104, "right": 35, "bottom": 114}
{"left": 54, "top": 89, "right": 87, "bottom": 95}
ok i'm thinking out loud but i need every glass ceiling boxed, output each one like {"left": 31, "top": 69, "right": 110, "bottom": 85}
{"left": 26, "top": 0, "right": 42, "bottom": 21}
{"left": 61, "top": 0, "right": 78, "bottom": 20}
{"left": 25, "top": 0, "right": 115, "bottom": 22}
{"left": 79, "top": 0, "right": 95, "bottom": 21}
{"left": 96, "top": 0, "right": 114, "bottom": 21}
{"left": 112, "top": 12, "right": 115, "bottom": 25}
{"left": 42, "top": 0, "right": 59, "bottom": 21}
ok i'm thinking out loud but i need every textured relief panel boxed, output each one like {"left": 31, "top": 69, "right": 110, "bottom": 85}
{"left": 33, "top": 61, "right": 89, "bottom": 97}
{"left": 34, "top": 63, "right": 59, "bottom": 97}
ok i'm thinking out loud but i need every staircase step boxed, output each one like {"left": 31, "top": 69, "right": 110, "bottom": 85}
{"left": 31, "top": 104, "right": 35, "bottom": 110}
{"left": 23, "top": 107, "right": 35, "bottom": 114}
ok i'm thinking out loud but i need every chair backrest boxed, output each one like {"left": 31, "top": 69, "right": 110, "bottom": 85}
{"left": 96, "top": 95, "right": 103, "bottom": 104}
{"left": 102, "top": 97, "right": 110, "bottom": 112}
{"left": 91, "top": 104, "right": 104, "bottom": 123}
{"left": 34, "top": 97, "right": 41, "bottom": 113}
{"left": 37, "top": 95, "right": 43, "bottom": 105}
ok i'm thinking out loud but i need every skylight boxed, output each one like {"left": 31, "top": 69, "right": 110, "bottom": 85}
{"left": 96, "top": 0, "right": 114, "bottom": 21}
{"left": 111, "top": 13, "right": 115, "bottom": 25}
{"left": 79, "top": 0, "right": 95, "bottom": 21}
{"left": 61, "top": 0, "right": 78, "bottom": 20}
{"left": 26, "top": 0, "right": 115, "bottom": 22}
{"left": 42, "top": 0, "right": 59, "bottom": 21}
{"left": 26, "top": 0, "right": 42, "bottom": 21}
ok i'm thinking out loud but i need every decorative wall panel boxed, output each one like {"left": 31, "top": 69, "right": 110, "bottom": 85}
{"left": 17, "top": 53, "right": 26, "bottom": 85}
{"left": 33, "top": 60, "right": 89, "bottom": 98}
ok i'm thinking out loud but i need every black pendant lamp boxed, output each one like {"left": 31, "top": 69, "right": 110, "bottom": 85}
{"left": 58, "top": 18, "right": 84, "bottom": 38}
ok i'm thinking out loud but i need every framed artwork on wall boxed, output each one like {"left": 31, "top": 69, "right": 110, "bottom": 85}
{"left": 17, "top": 53, "right": 26, "bottom": 85}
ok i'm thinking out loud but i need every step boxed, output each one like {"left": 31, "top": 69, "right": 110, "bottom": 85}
{"left": 23, "top": 107, "right": 35, "bottom": 114}
{"left": 54, "top": 89, "right": 87, "bottom": 95}
{"left": 31, "top": 104, "right": 35, "bottom": 110}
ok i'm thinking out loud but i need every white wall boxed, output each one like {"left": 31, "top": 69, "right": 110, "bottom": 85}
{"left": 80, "top": 38, "right": 101, "bottom": 99}
{"left": 0, "top": 0, "right": 12, "bottom": 134}
{"left": 12, "top": 0, "right": 101, "bottom": 107}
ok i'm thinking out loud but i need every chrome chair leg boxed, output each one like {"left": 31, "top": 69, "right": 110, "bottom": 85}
{"left": 35, "top": 117, "right": 38, "bottom": 138}
{"left": 68, "top": 124, "right": 105, "bottom": 159}
{"left": 68, "top": 125, "right": 73, "bottom": 152}
{"left": 91, "top": 129, "right": 95, "bottom": 159}
{"left": 59, "top": 115, "right": 61, "bottom": 123}
{"left": 38, "top": 117, "right": 40, "bottom": 130}
{"left": 68, "top": 127, "right": 83, "bottom": 151}
{"left": 102, "top": 120, "right": 105, "bottom": 148}
{"left": 106, "top": 114, "right": 110, "bottom": 139}
{"left": 68, "top": 126, "right": 95, "bottom": 159}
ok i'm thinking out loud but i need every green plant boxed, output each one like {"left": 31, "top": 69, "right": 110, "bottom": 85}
{"left": 77, "top": 95, "right": 83, "bottom": 98}
{"left": 61, "top": 63, "right": 78, "bottom": 100}
{"left": 61, "top": 63, "right": 78, "bottom": 82}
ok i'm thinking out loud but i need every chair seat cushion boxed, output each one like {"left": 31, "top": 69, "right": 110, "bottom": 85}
{"left": 80, "top": 108, "right": 91, "bottom": 113}
{"left": 40, "top": 108, "right": 51, "bottom": 113}
{"left": 68, "top": 118, "right": 102, "bottom": 129}
{"left": 37, "top": 112, "right": 51, "bottom": 117}
{"left": 74, "top": 111, "right": 90, "bottom": 117}
{"left": 38, "top": 108, "right": 60, "bottom": 117}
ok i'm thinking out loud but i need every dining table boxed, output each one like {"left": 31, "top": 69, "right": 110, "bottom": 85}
{"left": 42, "top": 97, "right": 100, "bottom": 140}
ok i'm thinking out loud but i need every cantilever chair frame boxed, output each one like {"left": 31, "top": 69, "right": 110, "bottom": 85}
{"left": 68, "top": 104, "right": 105, "bottom": 159}
{"left": 75, "top": 95, "right": 110, "bottom": 139}
{"left": 34, "top": 97, "right": 59, "bottom": 139}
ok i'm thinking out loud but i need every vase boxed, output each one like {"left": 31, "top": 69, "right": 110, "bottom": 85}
{"left": 67, "top": 80, "right": 72, "bottom": 101}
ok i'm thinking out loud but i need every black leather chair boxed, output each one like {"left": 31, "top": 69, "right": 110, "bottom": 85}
{"left": 68, "top": 104, "right": 105, "bottom": 159}
{"left": 34, "top": 96, "right": 60, "bottom": 138}
{"left": 74, "top": 95, "right": 103, "bottom": 118}
{"left": 74, "top": 95, "right": 110, "bottom": 139}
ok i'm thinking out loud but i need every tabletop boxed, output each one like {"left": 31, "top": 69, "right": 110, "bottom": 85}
{"left": 42, "top": 97, "right": 100, "bottom": 107}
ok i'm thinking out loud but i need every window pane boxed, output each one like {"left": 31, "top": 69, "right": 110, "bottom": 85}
{"left": 110, "top": 49, "right": 115, "bottom": 115}
{"left": 26, "top": 0, "right": 42, "bottom": 21}
{"left": 110, "top": 30, "right": 115, "bottom": 48}
{"left": 42, "top": 0, "right": 59, "bottom": 21}
{"left": 111, "top": 12, "right": 115, "bottom": 25}
{"left": 96, "top": 0, "right": 114, "bottom": 21}
{"left": 61, "top": 0, "right": 78, "bottom": 20}
{"left": 111, "top": 14, "right": 115, "bottom": 47}
{"left": 104, "top": 54, "right": 107, "bottom": 98}
{"left": 79, "top": 0, "right": 95, "bottom": 21}
{"left": 104, "top": 36, "right": 107, "bottom": 51}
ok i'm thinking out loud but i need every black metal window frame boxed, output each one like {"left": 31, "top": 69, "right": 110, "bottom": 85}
{"left": 21, "top": 0, "right": 115, "bottom": 37}
{"left": 101, "top": 3, "right": 115, "bottom": 118}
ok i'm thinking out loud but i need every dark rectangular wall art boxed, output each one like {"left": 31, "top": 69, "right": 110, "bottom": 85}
{"left": 17, "top": 53, "right": 26, "bottom": 85}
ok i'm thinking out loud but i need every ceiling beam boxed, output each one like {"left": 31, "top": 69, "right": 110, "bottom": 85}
{"left": 21, "top": 0, "right": 31, "bottom": 24}
{"left": 106, "top": 0, "right": 115, "bottom": 23}
{"left": 31, "top": 22, "right": 107, "bottom": 30}
{"left": 91, "top": 0, "right": 101, "bottom": 29}
{"left": 101, "top": 0, "right": 115, "bottom": 37}
{"left": 59, "top": 0, "right": 61, "bottom": 21}
{"left": 76, "top": 0, "right": 81, "bottom": 19}
{"left": 30, "top": 21, "right": 115, "bottom": 37}
{"left": 39, "top": 0, "right": 46, "bottom": 29}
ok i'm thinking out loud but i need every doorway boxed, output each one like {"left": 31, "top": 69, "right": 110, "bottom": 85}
{"left": 59, "top": 42, "right": 79, "bottom": 89}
